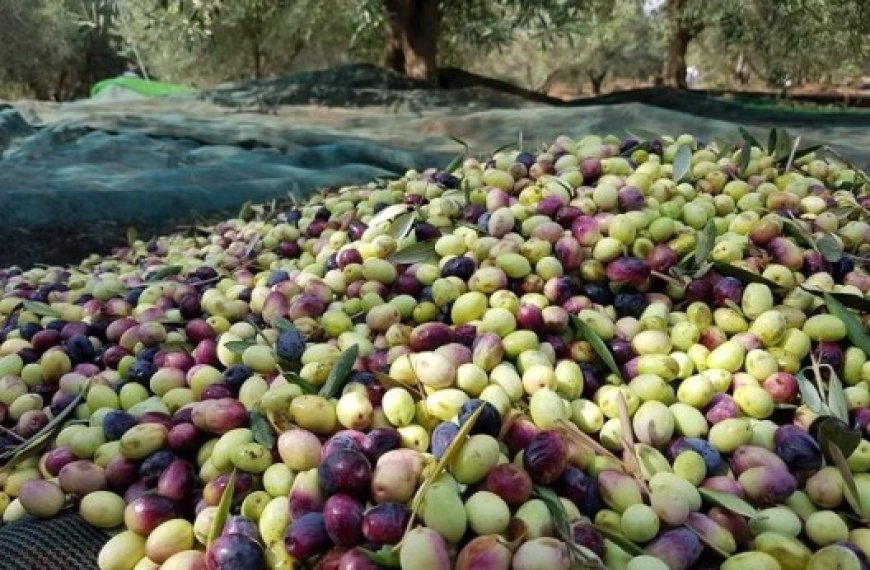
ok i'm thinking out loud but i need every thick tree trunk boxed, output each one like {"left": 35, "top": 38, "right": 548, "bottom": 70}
{"left": 383, "top": 0, "right": 441, "bottom": 81}
{"left": 663, "top": 0, "right": 701, "bottom": 89}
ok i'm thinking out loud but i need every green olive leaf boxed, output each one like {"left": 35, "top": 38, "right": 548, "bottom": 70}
{"left": 792, "top": 144, "right": 822, "bottom": 162}
{"left": 237, "top": 200, "right": 255, "bottom": 221}
{"left": 799, "top": 287, "right": 870, "bottom": 312}
{"left": 534, "top": 486, "right": 607, "bottom": 568}
{"left": 812, "top": 416, "right": 862, "bottom": 460}
{"left": 738, "top": 127, "right": 762, "bottom": 152}
{"left": 826, "top": 369, "right": 850, "bottom": 424}
{"left": 21, "top": 300, "right": 60, "bottom": 318}
{"left": 828, "top": 444, "right": 868, "bottom": 521}
{"left": 389, "top": 240, "right": 437, "bottom": 264}
{"left": 823, "top": 292, "right": 870, "bottom": 357}
{"left": 699, "top": 488, "right": 759, "bottom": 519}
{"left": 249, "top": 410, "right": 276, "bottom": 449}
{"left": 711, "top": 262, "right": 785, "bottom": 292}
{"left": 361, "top": 545, "right": 401, "bottom": 568}
{"left": 146, "top": 265, "right": 183, "bottom": 282}
{"left": 816, "top": 234, "right": 844, "bottom": 262}
{"left": 795, "top": 367, "right": 826, "bottom": 415}
{"left": 319, "top": 344, "right": 359, "bottom": 400}
{"left": 693, "top": 220, "right": 717, "bottom": 268}
{"left": 207, "top": 469, "right": 236, "bottom": 547}
{"left": 0, "top": 380, "right": 90, "bottom": 471}
{"left": 673, "top": 144, "right": 693, "bottom": 183}
{"left": 774, "top": 128, "right": 794, "bottom": 163}
{"left": 389, "top": 211, "right": 416, "bottom": 241}
{"left": 593, "top": 525, "right": 644, "bottom": 557}
{"left": 271, "top": 317, "right": 296, "bottom": 333}
{"left": 224, "top": 340, "right": 256, "bottom": 356}
{"left": 766, "top": 127, "right": 777, "bottom": 155}
{"left": 491, "top": 142, "right": 518, "bottom": 155}
{"left": 738, "top": 140, "right": 752, "bottom": 176}
{"left": 570, "top": 315, "right": 623, "bottom": 382}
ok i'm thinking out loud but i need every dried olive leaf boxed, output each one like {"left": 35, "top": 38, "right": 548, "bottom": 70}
{"left": 823, "top": 292, "right": 870, "bottom": 357}
{"left": 224, "top": 341, "right": 256, "bottom": 356}
{"left": 21, "top": 300, "right": 60, "bottom": 318}
{"left": 319, "top": 344, "right": 359, "bottom": 400}
{"left": 673, "top": 144, "right": 693, "bottom": 183}
{"left": 389, "top": 240, "right": 437, "bottom": 264}
{"left": 817, "top": 234, "right": 843, "bottom": 262}
{"left": 208, "top": 468, "right": 236, "bottom": 547}
{"left": 570, "top": 315, "right": 623, "bottom": 382}
{"left": 699, "top": 488, "right": 759, "bottom": 519}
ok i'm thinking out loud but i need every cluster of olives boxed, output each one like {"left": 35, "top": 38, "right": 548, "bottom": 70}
{"left": 0, "top": 131, "right": 868, "bottom": 570}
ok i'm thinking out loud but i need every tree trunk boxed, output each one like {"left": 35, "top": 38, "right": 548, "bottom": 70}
{"left": 589, "top": 71, "right": 606, "bottom": 95}
{"left": 663, "top": 0, "right": 701, "bottom": 89}
{"left": 383, "top": 0, "right": 441, "bottom": 81}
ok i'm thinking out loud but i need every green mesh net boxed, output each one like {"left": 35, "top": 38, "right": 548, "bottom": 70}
{"left": 0, "top": 511, "right": 109, "bottom": 569}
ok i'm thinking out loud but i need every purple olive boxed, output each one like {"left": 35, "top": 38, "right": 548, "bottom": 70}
{"left": 222, "top": 515, "right": 261, "bottom": 544}
{"left": 206, "top": 533, "right": 265, "bottom": 569}
{"left": 484, "top": 463, "right": 533, "bottom": 508}
{"left": 523, "top": 429, "right": 568, "bottom": 485}
{"left": 124, "top": 494, "right": 177, "bottom": 536}
{"left": 321, "top": 431, "right": 365, "bottom": 461}
{"left": 318, "top": 449, "right": 372, "bottom": 498}
{"left": 554, "top": 466, "right": 603, "bottom": 517}
{"left": 606, "top": 257, "right": 650, "bottom": 287}
{"left": 284, "top": 512, "right": 331, "bottom": 559}
{"left": 323, "top": 494, "right": 365, "bottom": 547}
{"left": 157, "top": 458, "right": 195, "bottom": 501}
{"left": 713, "top": 277, "right": 743, "bottom": 307}
{"left": 102, "top": 410, "right": 138, "bottom": 441}
{"left": 361, "top": 502, "right": 410, "bottom": 545}
{"left": 361, "top": 428, "right": 401, "bottom": 463}
{"left": 774, "top": 425, "right": 822, "bottom": 471}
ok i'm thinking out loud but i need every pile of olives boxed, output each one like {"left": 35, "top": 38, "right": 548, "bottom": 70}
{"left": 0, "top": 130, "right": 868, "bottom": 570}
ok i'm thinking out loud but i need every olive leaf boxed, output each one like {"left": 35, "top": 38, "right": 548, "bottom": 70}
{"left": 711, "top": 262, "right": 785, "bottom": 291}
{"left": 361, "top": 545, "right": 401, "bottom": 568}
{"left": 673, "top": 144, "right": 692, "bottom": 183}
{"left": 738, "top": 127, "right": 762, "bottom": 151}
{"left": 767, "top": 127, "right": 777, "bottom": 155}
{"left": 238, "top": 200, "right": 255, "bottom": 221}
{"left": 126, "top": 226, "right": 138, "bottom": 248}
{"left": 620, "top": 140, "right": 652, "bottom": 157}
{"left": 271, "top": 317, "right": 296, "bottom": 332}
{"left": 816, "top": 234, "right": 843, "bottom": 262}
{"left": 146, "top": 265, "right": 183, "bottom": 282}
{"left": 826, "top": 369, "right": 850, "bottom": 424}
{"left": 207, "top": 469, "right": 236, "bottom": 547}
{"left": 792, "top": 144, "right": 822, "bottom": 162}
{"left": 389, "top": 240, "right": 437, "bottom": 264}
{"left": 693, "top": 220, "right": 717, "bottom": 269}
{"left": 799, "top": 287, "right": 870, "bottom": 313}
{"left": 828, "top": 444, "right": 868, "bottom": 521}
{"left": 593, "top": 525, "right": 644, "bottom": 556}
{"left": 635, "top": 443, "right": 673, "bottom": 479}
{"left": 773, "top": 128, "right": 794, "bottom": 163}
{"left": 368, "top": 203, "right": 411, "bottom": 229}
{"left": 737, "top": 141, "right": 752, "bottom": 176}
{"left": 534, "top": 486, "right": 607, "bottom": 569}
{"left": 685, "top": 517, "right": 732, "bottom": 559}
{"left": 389, "top": 211, "right": 416, "bottom": 241}
{"left": 0, "top": 380, "right": 90, "bottom": 471}
{"left": 249, "top": 410, "right": 276, "bottom": 449}
{"left": 823, "top": 292, "right": 870, "bottom": 357}
{"left": 812, "top": 416, "right": 862, "bottom": 460}
{"left": 399, "top": 405, "right": 484, "bottom": 547}
{"left": 319, "top": 344, "right": 359, "bottom": 400}
{"left": 795, "top": 366, "right": 826, "bottom": 415}
{"left": 280, "top": 370, "right": 318, "bottom": 395}
{"left": 698, "top": 488, "right": 759, "bottom": 519}
{"left": 443, "top": 136, "right": 470, "bottom": 173}
{"left": 224, "top": 340, "right": 257, "bottom": 356}
{"left": 570, "top": 315, "right": 623, "bottom": 382}
{"left": 491, "top": 142, "right": 518, "bottom": 155}
{"left": 21, "top": 300, "right": 60, "bottom": 318}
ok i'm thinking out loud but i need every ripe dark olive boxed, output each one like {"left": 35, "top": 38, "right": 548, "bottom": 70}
{"left": 458, "top": 399, "right": 502, "bottom": 439}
